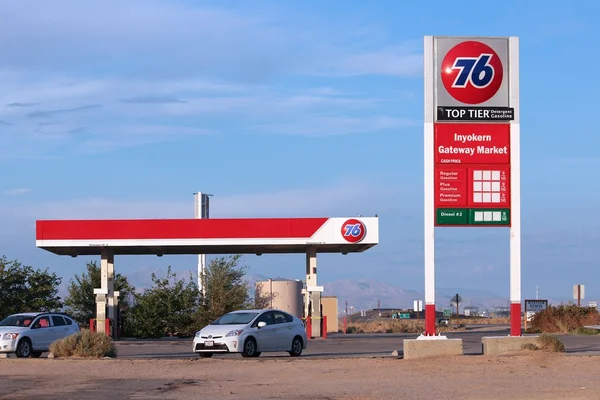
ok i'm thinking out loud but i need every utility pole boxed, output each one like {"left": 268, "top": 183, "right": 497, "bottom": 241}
{"left": 378, "top": 299, "right": 381, "bottom": 316}
{"left": 536, "top": 285, "right": 540, "bottom": 300}
{"left": 343, "top": 300, "right": 348, "bottom": 335}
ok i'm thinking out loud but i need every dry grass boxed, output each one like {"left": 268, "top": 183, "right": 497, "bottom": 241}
{"left": 340, "top": 317, "right": 509, "bottom": 334}
{"left": 521, "top": 334, "right": 565, "bottom": 353}
{"left": 342, "top": 319, "right": 425, "bottom": 334}
{"left": 49, "top": 330, "right": 117, "bottom": 358}
{"left": 538, "top": 334, "right": 565, "bottom": 352}
{"left": 530, "top": 304, "right": 600, "bottom": 333}
{"left": 521, "top": 342, "right": 538, "bottom": 351}
{"left": 466, "top": 317, "right": 510, "bottom": 324}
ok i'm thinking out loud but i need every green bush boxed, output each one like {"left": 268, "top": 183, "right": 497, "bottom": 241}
{"left": 50, "top": 330, "right": 117, "bottom": 358}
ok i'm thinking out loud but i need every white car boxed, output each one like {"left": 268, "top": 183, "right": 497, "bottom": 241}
{"left": 0, "top": 312, "right": 80, "bottom": 358}
{"left": 193, "top": 309, "right": 307, "bottom": 358}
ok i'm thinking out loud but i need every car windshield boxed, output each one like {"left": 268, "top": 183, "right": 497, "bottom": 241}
{"left": 210, "top": 312, "right": 259, "bottom": 325}
{"left": 0, "top": 315, "right": 35, "bottom": 327}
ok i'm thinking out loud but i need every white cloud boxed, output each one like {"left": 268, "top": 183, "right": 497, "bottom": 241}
{"left": 155, "top": 92, "right": 384, "bottom": 118}
{"left": 0, "top": 71, "right": 412, "bottom": 158}
{"left": 0, "top": 1, "right": 422, "bottom": 81}
{"left": 4, "top": 188, "right": 31, "bottom": 195}
{"left": 254, "top": 115, "right": 418, "bottom": 136}
{"left": 2, "top": 178, "right": 393, "bottom": 223}
{"left": 0, "top": 1, "right": 422, "bottom": 158}
{"left": 322, "top": 50, "right": 423, "bottom": 78}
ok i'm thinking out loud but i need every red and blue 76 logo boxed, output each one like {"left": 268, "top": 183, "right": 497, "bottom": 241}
{"left": 341, "top": 219, "right": 366, "bottom": 243}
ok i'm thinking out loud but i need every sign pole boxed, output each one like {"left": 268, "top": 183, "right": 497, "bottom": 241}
{"left": 455, "top": 294, "right": 460, "bottom": 328}
{"left": 509, "top": 36, "right": 522, "bottom": 336}
{"left": 423, "top": 35, "right": 437, "bottom": 336}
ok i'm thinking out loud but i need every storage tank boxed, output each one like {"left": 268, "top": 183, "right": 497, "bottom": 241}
{"left": 255, "top": 278, "right": 303, "bottom": 318}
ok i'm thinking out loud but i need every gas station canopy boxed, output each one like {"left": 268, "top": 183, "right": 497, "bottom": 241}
{"left": 36, "top": 217, "right": 379, "bottom": 256}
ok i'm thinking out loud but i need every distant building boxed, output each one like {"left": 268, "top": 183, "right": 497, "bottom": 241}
{"left": 491, "top": 306, "right": 510, "bottom": 318}
{"left": 464, "top": 306, "right": 481, "bottom": 317}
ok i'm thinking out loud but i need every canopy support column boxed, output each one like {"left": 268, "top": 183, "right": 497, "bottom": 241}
{"left": 305, "top": 246, "right": 321, "bottom": 338}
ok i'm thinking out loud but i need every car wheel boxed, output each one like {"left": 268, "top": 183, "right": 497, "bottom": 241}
{"left": 241, "top": 337, "right": 260, "bottom": 358}
{"left": 31, "top": 352, "right": 43, "bottom": 358}
{"left": 289, "top": 336, "right": 303, "bottom": 357}
{"left": 15, "top": 339, "right": 32, "bottom": 358}
{"left": 198, "top": 352, "right": 213, "bottom": 358}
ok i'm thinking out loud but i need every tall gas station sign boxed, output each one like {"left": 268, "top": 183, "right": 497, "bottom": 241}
{"left": 424, "top": 36, "right": 521, "bottom": 336}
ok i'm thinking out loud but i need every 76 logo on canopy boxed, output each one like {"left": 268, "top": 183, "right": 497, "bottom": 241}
{"left": 441, "top": 41, "right": 504, "bottom": 105}
{"left": 341, "top": 219, "right": 366, "bottom": 243}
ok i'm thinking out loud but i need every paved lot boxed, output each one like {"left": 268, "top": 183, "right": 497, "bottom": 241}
{"left": 111, "top": 325, "right": 600, "bottom": 359}
{"left": 2, "top": 326, "right": 600, "bottom": 399}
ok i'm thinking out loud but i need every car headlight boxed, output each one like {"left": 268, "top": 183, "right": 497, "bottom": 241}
{"left": 226, "top": 329, "right": 244, "bottom": 337}
{"left": 195, "top": 331, "right": 201, "bottom": 338}
{"left": 2, "top": 333, "right": 19, "bottom": 340}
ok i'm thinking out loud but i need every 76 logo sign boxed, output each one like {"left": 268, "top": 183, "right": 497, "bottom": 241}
{"left": 441, "top": 40, "right": 504, "bottom": 105}
{"left": 341, "top": 219, "right": 366, "bottom": 243}
{"left": 451, "top": 54, "right": 494, "bottom": 88}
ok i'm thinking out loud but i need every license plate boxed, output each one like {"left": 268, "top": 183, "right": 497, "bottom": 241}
{"left": 204, "top": 341, "right": 213, "bottom": 347}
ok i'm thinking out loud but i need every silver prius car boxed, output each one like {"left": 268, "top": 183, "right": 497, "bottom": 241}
{"left": 193, "top": 309, "right": 307, "bottom": 358}
{"left": 0, "top": 312, "right": 80, "bottom": 358}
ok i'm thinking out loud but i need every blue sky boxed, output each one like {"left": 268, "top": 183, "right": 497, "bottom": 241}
{"left": 1, "top": 0, "right": 599, "bottom": 303}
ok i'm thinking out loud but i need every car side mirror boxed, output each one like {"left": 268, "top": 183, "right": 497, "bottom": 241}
{"left": 257, "top": 321, "right": 267, "bottom": 328}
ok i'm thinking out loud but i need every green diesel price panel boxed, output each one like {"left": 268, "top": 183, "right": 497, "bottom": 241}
{"left": 435, "top": 208, "right": 510, "bottom": 226}
{"left": 436, "top": 209, "right": 468, "bottom": 225}
{"left": 468, "top": 208, "right": 510, "bottom": 225}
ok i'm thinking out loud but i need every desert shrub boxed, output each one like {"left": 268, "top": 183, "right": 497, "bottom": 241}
{"left": 538, "top": 333, "right": 565, "bottom": 352}
{"left": 530, "top": 304, "right": 600, "bottom": 333}
{"left": 521, "top": 342, "right": 539, "bottom": 351}
{"left": 575, "top": 327, "right": 600, "bottom": 335}
{"left": 342, "top": 319, "right": 425, "bottom": 334}
{"left": 465, "top": 317, "right": 510, "bottom": 325}
{"left": 437, "top": 323, "right": 467, "bottom": 332}
{"left": 520, "top": 335, "right": 565, "bottom": 352}
{"left": 50, "top": 330, "right": 117, "bottom": 358}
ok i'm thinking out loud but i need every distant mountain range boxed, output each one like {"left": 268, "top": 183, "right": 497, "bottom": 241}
{"left": 321, "top": 279, "right": 511, "bottom": 311}
{"left": 244, "top": 274, "right": 586, "bottom": 314}
{"left": 83, "top": 268, "right": 589, "bottom": 315}
{"left": 245, "top": 274, "right": 508, "bottom": 312}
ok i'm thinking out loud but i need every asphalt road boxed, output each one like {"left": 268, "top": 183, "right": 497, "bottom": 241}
{"left": 112, "top": 325, "right": 600, "bottom": 359}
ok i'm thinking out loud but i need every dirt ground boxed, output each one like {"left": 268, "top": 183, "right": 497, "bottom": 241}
{"left": 1, "top": 352, "right": 600, "bottom": 400}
